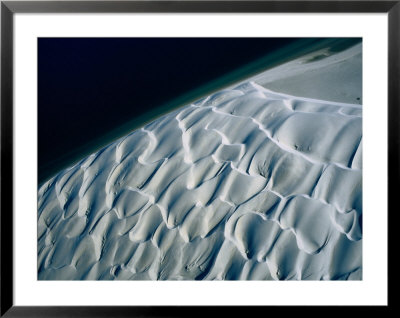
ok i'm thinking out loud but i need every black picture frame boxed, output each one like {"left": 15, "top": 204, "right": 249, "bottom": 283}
{"left": 1, "top": 0, "right": 394, "bottom": 316}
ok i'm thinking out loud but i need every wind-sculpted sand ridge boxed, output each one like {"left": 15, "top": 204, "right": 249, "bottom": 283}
{"left": 38, "top": 81, "right": 362, "bottom": 280}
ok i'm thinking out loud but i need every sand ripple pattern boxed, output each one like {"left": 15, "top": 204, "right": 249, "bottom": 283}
{"left": 38, "top": 82, "right": 362, "bottom": 280}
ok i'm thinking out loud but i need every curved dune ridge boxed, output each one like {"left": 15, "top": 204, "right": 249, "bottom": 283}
{"left": 38, "top": 78, "right": 362, "bottom": 280}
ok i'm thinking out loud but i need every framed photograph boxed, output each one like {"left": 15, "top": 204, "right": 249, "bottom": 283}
{"left": 1, "top": 0, "right": 394, "bottom": 316}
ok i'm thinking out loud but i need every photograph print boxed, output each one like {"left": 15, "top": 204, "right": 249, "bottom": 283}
{"left": 37, "top": 37, "right": 362, "bottom": 280}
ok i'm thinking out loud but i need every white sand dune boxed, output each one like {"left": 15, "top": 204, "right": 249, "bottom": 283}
{"left": 251, "top": 41, "right": 362, "bottom": 105}
{"left": 38, "top": 42, "right": 362, "bottom": 280}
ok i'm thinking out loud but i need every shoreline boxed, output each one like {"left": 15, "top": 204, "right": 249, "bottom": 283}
{"left": 38, "top": 38, "right": 361, "bottom": 186}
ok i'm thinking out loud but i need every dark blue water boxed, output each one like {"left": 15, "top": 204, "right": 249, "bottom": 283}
{"left": 38, "top": 37, "right": 358, "bottom": 185}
